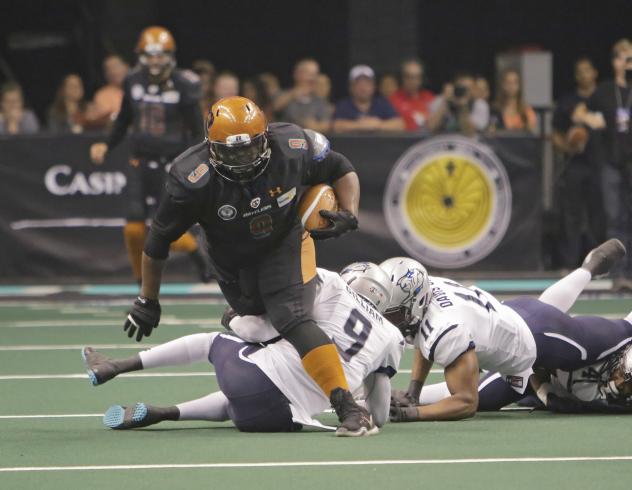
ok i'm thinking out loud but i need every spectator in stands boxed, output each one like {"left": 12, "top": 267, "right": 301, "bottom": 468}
{"left": 427, "top": 72, "right": 489, "bottom": 135}
{"left": 473, "top": 75, "right": 491, "bottom": 103}
{"left": 332, "top": 64, "right": 404, "bottom": 133}
{"left": 379, "top": 73, "right": 398, "bottom": 99}
{"left": 390, "top": 58, "right": 435, "bottom": 131}
{"left": 315, "top": 73, "right": 335, "bottom": 120}
{"left": 0, "top": 82, "right": 39, "bottom": 135}
{"left": 490, "top": 69, "right": 537, "bottom": 132}
{"left": 47, "top": 74, "right": 88, "bottom": 134}
{"left": 273, "top": 58, "right": 330, "bottom": 132}
{"left": 587, "top": 38, "right": 632, "bottom": 290}
{"left": 192, "top": 59, "right": 216, "bottom": 115}
{"left": 87, "top": 54, "right": 129, "bottom": 129}
{"left": 259, "top": 72, "right": 281, "bottom": 105}
{"left": 241, "top": 76, "right": 273, "bottom": 121}
{"left": 213, "top": 71, "right": 240, "bottom": 102}
{"left": 552, "top": 57, "right": 604, "bottom": 269}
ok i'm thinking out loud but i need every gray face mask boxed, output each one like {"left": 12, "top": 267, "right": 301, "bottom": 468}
{"left": 602, "top": 379, "right": 620, "bottom": 398}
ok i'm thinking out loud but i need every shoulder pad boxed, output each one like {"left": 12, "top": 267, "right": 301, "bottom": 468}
{"left": 303, "top": 129, "right": 330, "bottom": 161}
{"left": 268, "top": 122, "right": 309, "bottom": 152}
{"left": 167, "top": 143, "right": 211, "bottom": 197}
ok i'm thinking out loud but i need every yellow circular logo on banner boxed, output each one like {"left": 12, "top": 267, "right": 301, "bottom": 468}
{"left": 384, "top": 136, "right": 511, "bottom": 268}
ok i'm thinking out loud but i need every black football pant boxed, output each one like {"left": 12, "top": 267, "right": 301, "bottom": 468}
{"left": 217, "top": 222, "right": 330, "bottom": 356}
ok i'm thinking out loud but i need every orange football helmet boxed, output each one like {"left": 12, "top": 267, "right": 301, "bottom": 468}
{"left": 207, "top": 96, "right": 270, "bottom": 182}
{"left": 136, "top": 26, "right": 176, "bottom": 79}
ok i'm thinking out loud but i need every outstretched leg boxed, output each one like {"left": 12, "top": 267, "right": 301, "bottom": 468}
{"left": 103, "top": 391, "right": 230, "bottom": 430}
{"left": 538, "top": 239, "right": 626, "bottom": 313}
{"left": 506, "top": 297, "right": 632, "bottom": 371}
{"left": 82, "top": 333, "right": 215, "bottom": 385}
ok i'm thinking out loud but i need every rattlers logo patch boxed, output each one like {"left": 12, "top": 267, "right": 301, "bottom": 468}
{"left": 187, "top": 163, "right": 209, "bottom": 183}
{"left": 383, "top": 136, "right": 512, "bottom": 268}
{"left": 288, "top": 138, "right": 308, "bottom": 150}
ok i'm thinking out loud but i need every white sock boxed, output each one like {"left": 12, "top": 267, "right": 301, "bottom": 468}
{"left": 419, "top": 382, "right": 451, "bottom": 404}
{"left": 177, "top": 391, "right": 230, "bottom": 421}
{"left": 537, "top": 268, "right": 591, "bottom": 313}
{"left": 139, "top": 333, "right": 214, "bottom": 369}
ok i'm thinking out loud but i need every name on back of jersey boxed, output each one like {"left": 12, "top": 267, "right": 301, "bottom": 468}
{"left": 345, "top": 284, "right": 384, "bottom": 325}
{"left": 431, "top": 283, "right": 454, "bottom": 308}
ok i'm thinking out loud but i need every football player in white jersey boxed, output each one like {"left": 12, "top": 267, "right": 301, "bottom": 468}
{"left": 81, "top": 265, "right": 404, "bottom": 437}
{"left": 348, "top": 239, "right": 630, "bottom": 422}
{"left": 525, "top": 343, "right": 632, "bottom": 413}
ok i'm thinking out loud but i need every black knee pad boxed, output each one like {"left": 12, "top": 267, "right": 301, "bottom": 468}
{"left": 281, "top": 318, "right": 332, "bottom": 357}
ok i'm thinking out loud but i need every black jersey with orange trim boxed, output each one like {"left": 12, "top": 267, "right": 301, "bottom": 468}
{"left": 106, "top": 67, "right": 204, "bottom": 158}
{"left": 144, "top": 123, "right": 354, "bottom": 269}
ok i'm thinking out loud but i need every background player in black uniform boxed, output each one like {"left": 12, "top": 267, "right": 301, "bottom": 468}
{"left": 90, "top": 26, "right": 208, "bottom": 283}
{"left": 123, "top": 96, "right": 374, "bottom": 436}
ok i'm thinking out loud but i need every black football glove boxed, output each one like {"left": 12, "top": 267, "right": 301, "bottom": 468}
{"left": 389, "top": 403, "right": 421, "bottom": 423}
{"left": 391, "top": 389, "right": 418, "bottom": 407}
{"left": 546, "top": 393, "right": 586, "bottom": 414}
{"left": 124, "top": 296, "right": 161, "bottom": 342}
{"left": 310, "top": 209, "right": 358, "bottom": 240}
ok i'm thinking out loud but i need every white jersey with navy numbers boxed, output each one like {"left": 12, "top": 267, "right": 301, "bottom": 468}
{"left": 550, "top": 363, "right": 606, "bottom": 402}
{"left": 229, "top": 268, "right": 405, "bottom": 428}
{"left": 415, "top": 277, "right": 537, "bottom": 393}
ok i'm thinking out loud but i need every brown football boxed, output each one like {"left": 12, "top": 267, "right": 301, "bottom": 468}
{"left": 298, "top": 184, "right": 339, "bottom": 231}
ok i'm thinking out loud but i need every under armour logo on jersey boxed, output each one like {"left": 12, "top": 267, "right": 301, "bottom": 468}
{"left": 268, "top": 187, "right": 282, "bottom": 197}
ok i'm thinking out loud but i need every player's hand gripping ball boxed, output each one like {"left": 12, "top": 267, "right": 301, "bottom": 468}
{"left": 298, "top": 184, "right": 358, "bottom": 240}
{"left": 124, "top": 296, "right": 161, "bottom": 342}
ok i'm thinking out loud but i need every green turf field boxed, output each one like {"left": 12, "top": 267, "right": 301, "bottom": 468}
{"left": 1, "top": 298, "right": 632, "bottom": 489}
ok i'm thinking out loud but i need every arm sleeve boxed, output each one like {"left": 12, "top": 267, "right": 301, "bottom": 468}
{"left": 420, "top": 320, "right": 474, "bottom": 367}
{"left": 364, "top": 373, "right": 391, "bottom": 428}
{"left": 302, "top": 150, "right": 355, "bottom": 185}
{"left": 106, "top": 84, "right": 133, "bottom": 149}
{"left": 143, "top": 183, "right": 198, "bottom": 259}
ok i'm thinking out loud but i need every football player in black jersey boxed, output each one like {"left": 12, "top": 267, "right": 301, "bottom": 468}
{"left": 123, "top": 95, "right": 375, "bottom": 436}
{"left": 90, "top": 26, "right": 209, "bottom": 283}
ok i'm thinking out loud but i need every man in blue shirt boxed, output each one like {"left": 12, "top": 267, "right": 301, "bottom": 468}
{"left": 333, "top": 65, "right": 404, "bottom": 133}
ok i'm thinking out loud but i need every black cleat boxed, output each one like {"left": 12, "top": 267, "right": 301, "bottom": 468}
{"left": 330, "top": 387, "right": 379, "bottom": 437}
{"left": 81, "top": 347, "right": 118, "bottom": 386}
{"left": 103, "top": 403, "right": 178, "bottom": 429}
{"left": 582, "top": 239, "right": 626, "bottom": 277}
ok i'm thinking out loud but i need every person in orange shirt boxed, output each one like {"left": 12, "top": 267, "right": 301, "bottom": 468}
{"left": 389, "top": 58, "right": 435, "bottom": 131}
{"left": 87, "top": 55, "right": 129, "bottom": 129}
{"left": 491, "top": 69, "right": 537, "bottom": 132}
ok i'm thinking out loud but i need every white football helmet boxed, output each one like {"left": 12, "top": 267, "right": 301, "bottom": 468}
{"left": 340, "top": 262, "right": 392, "bottom": 313}
{"left": 379, "top": 257, "right": 432, "bottom": 335}
{"left": 603, "top": 343, "right": 632, "bottom": 398}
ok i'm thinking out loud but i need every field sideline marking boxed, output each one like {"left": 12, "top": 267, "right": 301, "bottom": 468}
{"left": 1, "top": 456, "right": 631, "bottom": 473}
{"left": 0, "top": 414, "right": 101, "bottom": 419}
{"left": 0, "top": 318, "right": 221, "bottom": 328}
{"left": 0, "top": 369, "right": 429, "bottom": 380}
{"left": 0, "top": 344, "right": 158, "bottom": 351}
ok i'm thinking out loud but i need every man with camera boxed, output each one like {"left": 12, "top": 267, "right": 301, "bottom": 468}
{"left": 427, "top": 72, "right": 490, "bottom": 135}
{"left": 587, "top": 39, "right": 632, "bottom": 290}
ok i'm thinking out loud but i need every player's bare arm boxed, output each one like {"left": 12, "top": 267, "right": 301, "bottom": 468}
{"left": 391, "top": 349, "right": 479, "bottom": 422}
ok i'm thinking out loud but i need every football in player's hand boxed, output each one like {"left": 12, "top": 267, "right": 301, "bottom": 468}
{"left": 298, "top": 184, "right": 339, "bottom": 232}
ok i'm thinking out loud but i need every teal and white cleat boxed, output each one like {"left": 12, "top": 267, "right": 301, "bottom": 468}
{"left": 103, "top": 403, "right": 150, "bottom": 430}
{"left": 81, "top": 347, "right": 118, "bottom": 386}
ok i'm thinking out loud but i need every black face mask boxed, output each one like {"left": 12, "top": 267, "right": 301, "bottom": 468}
{"left": 625, "top": 67, "right": 632, "bottom": 83}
